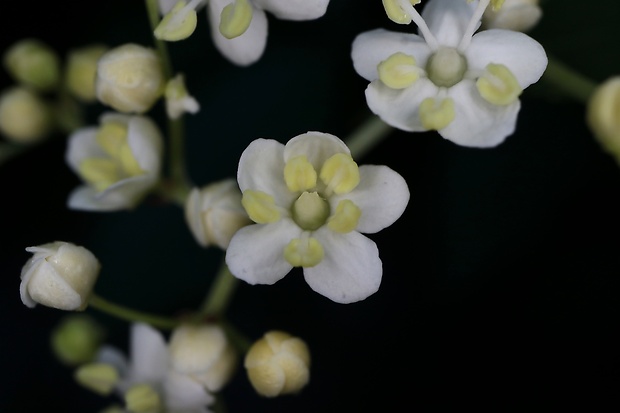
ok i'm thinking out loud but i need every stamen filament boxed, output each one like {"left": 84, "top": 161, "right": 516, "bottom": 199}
{"left": 458, "top": 0, "right": 491, "bottom": 51}
{"left": 397, "top": 0, "right": 439, "bottom": 50}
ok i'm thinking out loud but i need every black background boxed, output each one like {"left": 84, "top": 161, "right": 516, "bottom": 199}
{"left": 2, "top": 0, "right": 620, "bottom": 411}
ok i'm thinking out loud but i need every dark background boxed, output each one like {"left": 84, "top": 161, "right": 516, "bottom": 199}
{"left": 2, "top": 0, "right": 620, "bottom": 411}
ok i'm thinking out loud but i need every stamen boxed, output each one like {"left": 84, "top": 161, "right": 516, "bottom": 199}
{"left": 419, "top": 96, "right": 455, "bottom": 130}
{"left": 283, "top": 233, "right": 324, "bottom": 267}
{"left": 154, "top": 0, "right": 203, "bottom": 41}
{"left": 396, "top": 0, "right": 439, "bottom": 50}
{"left": 458, "top": 0, "right": 491, "bottom": 51}
{"left": 327, "top": 200, "right": 362, "bottom": 233}
{"left": 79, "top": 158, "right": 120, "bottom": 192}
{"left": 284, "top": 155, "right": 317, "bottom": 192}
{"left": 378, "top": 52, "right": 420, "bottom": 89}
{"left": 476, "top": 63, "right": 522, "bottom": 105}
{"left": 319, "top": 153, "right": 360, "bottom": 196}
{"left": 382, "top": 0, "right": 421, "bottom": 25}
{"left": 95, "top": 121, "right": 127, "bottom": 158}
{"left": 241, "top": 190, "right": 281, "bottom": 224}
{"left": 125, "top": 384, "right": 162, "bottom": 413}
{"left": 219, "top": 0, "right": 253, "bottom": 39}
{"left": 74, "top": 363, "right": 119, "bottom": 396}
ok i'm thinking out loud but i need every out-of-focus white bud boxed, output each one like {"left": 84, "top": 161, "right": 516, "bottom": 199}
{"left": 65, "top": 44, "right": 109, "bottom": 103}
{"left": 168, "top": 323, "right": 237, "bottom": 392}
{"left": 20, "top": 241, "right": 101, "bottom": 311}
{"left": 95, "top": 44, "right": 165, "bottom": 114}
{"left": 51, "top": 314, "right": 105, "bottom": 366}
{"left": 3, "top": 38, "right": 61, "bottom": 92}
{"left": 244, "top": 330, "right": 311, "bottom": 397}
{"left": 587, "top": 76, "right": 620, "bottom": 161}
{"left": 185, "top": 178, "right": 252, "bottom": 249}
{"left": 0, "top": 87, "right": 52, "bottom": 144}
{"left": 165, "top": 73, "right": 200, "bottom": 120}
{"left": 65, "top": 112, "right": 164, "bottom": 211}
{"left": 482, "top": 0, "right": 542, "bottom": 32}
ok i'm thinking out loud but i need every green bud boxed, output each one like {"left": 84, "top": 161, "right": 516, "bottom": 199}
{"left": 3, "top": 38, "right": 61, "bottom": 92}
{"left": 51, "top": 314, "right": 105, "bottom": 366}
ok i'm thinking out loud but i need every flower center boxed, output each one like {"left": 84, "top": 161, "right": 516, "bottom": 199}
{"left": 291, "top": 191, "right": 330, "bottom": 231}
{"left": 426, "top": 47, "right": 468, "bottom": 88}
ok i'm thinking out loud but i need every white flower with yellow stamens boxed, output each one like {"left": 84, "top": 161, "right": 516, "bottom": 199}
{"left": 157, "top": 0, "right": 330, "bottom": 66}
{"left": 65, "top": 113, "right": 163, "bottom": 211}
{"left": 352, "top": 0, "right": 547, "bottom": 147}
{"left": 225, "top": 132, "right": 409, "bottom": 304}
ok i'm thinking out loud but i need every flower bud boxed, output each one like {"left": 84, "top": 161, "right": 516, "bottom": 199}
{"left": 168, "top": 323, "right": 237, "bottom": 392}
{"left": 481, "top": 0, "right": 542, "bottom": 32}
{"left": 587, "top": 76, "right": 620, "bottom": 160}
{"left": 0, "top": 87, "right": 52, "bottom": 144}
{"left": 51, "top": 314, "right": 105, "bottom": 366}
{"left": 244, "top": 330, "right": 310, "bottom": 397}
{"left": 20, "top": 241, "right": 101, "bottom": 311}
{"left": 95, "top": 44, "right": 165, "bottom": 114}
{"left": 65, "top": 44, "right": 109, "bottom": 103}
{"left": 3, "top": 38, "right": 61, "bottom": 92}
{"left": 185, "top": 179, "right": 252, "bottom": 249}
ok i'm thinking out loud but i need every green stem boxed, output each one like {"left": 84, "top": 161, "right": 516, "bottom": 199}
{"left": 88, "top": 293, "right": 179, "bottom": 330}
{"left": 198, "top": 261, "right": 239, "bottom": 318}
{"left": 345, "top": 114, "right": 393, "bottom": 160}
{"left": 542, "top": 56, "right": 598, "bottom": 103}
{"left": 145, "top": 0, "right": 173, "bottom": 79}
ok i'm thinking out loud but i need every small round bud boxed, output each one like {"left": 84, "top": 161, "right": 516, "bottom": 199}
{"left": 3, "top": 38, "right": 61, "bottom": 92}
{"left": 482, "top": 0, "right": 542, "bottom": 32}
{"left": 185, "top": 179, "right": 252, "bottom": 249}
{"left": 95, "top": 44, "right": 165, "bottom": 114}
{"left": 19, "top": 241, "right": 101, "bottom": 311}
{"left": 65, "top": 44, "right": 109, "bottom": 102}
{"left": 587, "top": 77, "right": 620, "bottom": 160}
{"left": 168, "top": 323, "right": 238, "bottom": 392}
{"left": 244, "top": 330, "right": 311, "bottom": 397}
{"left": 51, "top": 314, "right": 105, "bottom": 366}
{"left": 0, "top": 87, "right": 52, "bottom": 144}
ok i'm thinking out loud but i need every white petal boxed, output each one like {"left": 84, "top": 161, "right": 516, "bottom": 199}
{"left": 164, "top": 372, "right": 214, "bottom": 412}
{"left": 466, "top": 28, "right": 548, "bottom": 88}
{"left": 67, "top": 175, "right": 155, "bottom": 211}
{"left": 19, "top": 256, "right": 43, "bottom": 308}
{"left": 126, "top": 115, "right": 164, "bottom": 174}
{"left": 253, "top": 0, "right": 329, "bottom": 20}
{"left": 440, "top": 80, "right": 521, "bottom": 147}
{"left": 23, "top": 260, "right": 82, "bottom": 310}
{"left": 128, "top": 323, "right": 169, "bottom": 385}
{"left": 365, "top": 78, "right": 438, "bottom": 132}
{"left": 96, "top": 345, "right": 129, "bottom": 378}
{"left": 332, "top": 165, "right": 409, "bottom": 234}
{"left": 284, "top": 132, "right": 350, "bottom": 171}
{"left": 207, "top": 0, "right": 268, "bottom": 66}
{"left": 225, "top": 220, "right": 299, "bottom": 285}
{"left": 351, "top": 29, "right": 430, "bottom": 82}
{"left": 237, "top": 138, "right": 294, "bottom": 207}
{"left": 304, "top": 228, "right": 382, "bottom": 304}
{"left": 421, "top": 0, "right": 477, "bottom": 47}
{"left": 65, "top": 127, "right": 106, "bottom": 173}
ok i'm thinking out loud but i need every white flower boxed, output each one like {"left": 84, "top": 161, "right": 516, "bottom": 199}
{"left": 65, "top": 112, "right": 164, "bottom": 211}
{"left": 185, "top": 178, "right": 252, "bottom": 249}
{"left": 157, "top": 0, "right": 330, "bottom": 66}
{"left": 20, "top": 241, "right": 101, "bottom": 311}
{"left": 351, "top": 0, "right": 548, "bottom": 147}
{"left": 225, "top": 132, "right": 410, "bottom": 304}
{"left": 96, "top": 323, "right": 215, "bottom": 413}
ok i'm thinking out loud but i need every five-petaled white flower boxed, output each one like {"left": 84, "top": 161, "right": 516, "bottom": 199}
{"left": 351, "top": 0, "right": 547, "bottom": 147}
{"left": 65, "top": 112, "right": 164, "bottom": 211}
{"left": 225, "top": 132, "right": 409, "bottom": 304}
{"left": 158, "top": 0, "right": 330, "bottom": 66}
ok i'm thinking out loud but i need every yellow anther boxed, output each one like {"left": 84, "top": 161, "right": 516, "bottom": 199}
{"left": 96, "top": 121, "right": 128, "bottom": 158}
{"left": 292, "top": 192, "right": 330, "bottom": 231}
{"left": 74, "top": 363, "right": 119, "bottom": 396}
{"left": 241, "top": 190, "right": 281, "bottom": 224}
{"left": 491, "top": 0, "right": 505, "bottom": 11}
{"left": 419, "top": 97, "right": 455, "bottom": 130}
{"left": 378, "top": 52, "right": 419, "bottom": 90}
{"left": 382, "top": 0, "right": 421, "bottom": 24}
{"left": 79, "top": 158, "right": 120, "bottom": 192}
{"left": 284, "top": 156, "right": 317, "bottom": 192}
{"left": 476, "top": 63, "right": 522, "bottom": 106}
{"left": 319, "top": 153, "right": 360, "bottom": 195}
{"left": 125, "top": 384, "right": 161, "bottom": 413}
{"left": 219, "top": 0, "right": 253, "bottom": 39}
{"left": 154, "top": 1, "right": 198, "bottom": 41}
{"left": 118, "top": 142, "right": 144, "bottom": 176}
{"left": 327, "top": 200, "right": 361, "bottom": 234}
{"left": 283, "top": 237, "right": 324, "bottom": 267}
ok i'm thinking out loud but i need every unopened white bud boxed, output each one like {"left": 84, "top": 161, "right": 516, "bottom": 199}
{"left": 482, "top": 0, "right": 542, "bottom": 32}
{"left": 185, "top": 179, "right": 252, "bottom": 249}
{"left": 0, "top": 87, "right": 52, "bottom": 144}
{"left": 168, "top": 323, "right": 237, "bottom": 392}
{"left": 3, "top": 38, "right": 61, "bottom": 92}
{"left": 65, "top": 44, "right": 109, "bottom": 103}
{"left": 95, "top": 44, "right": 165, "bottom": 114}
{"left": 587, "top": 76, "right": 620, "bottom": 160}
{"left": 20, "top": 241, "right": 101, "bottom": 311}
{"left": 244, "top": 330, "right": 311, "bottom": 397}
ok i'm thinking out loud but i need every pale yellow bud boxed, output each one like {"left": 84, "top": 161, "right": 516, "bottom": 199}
{"left": 185, "top": 179, "right": 252, "bottom": 249}
{"left": 244, "top": 330, "right": 311, "bottom": 397}
{"left": 587, "top": 77, "right": 620, "bottom": 160}
{"left": 51, "top": 314, "right": 105, "bottom": 366}
{"left": 74, "top": 363, "right": 119, "bottom": 396}
{"left": 0, "top": 87, "right": 52, "bottom": 144}
{"left": 3, "top": 38, "right": 60, "bottom": 92}
{"left": 65, "top": 44, "right": 109, "bottom": 102}
{"left": 95, "top": 44, "right": 165, "bottom": 114}
{"left": 19, "top": 241, "right": 101, "bottom": 311}
{"left": 482, "top": 0, "right": 542, "bottom": 32}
